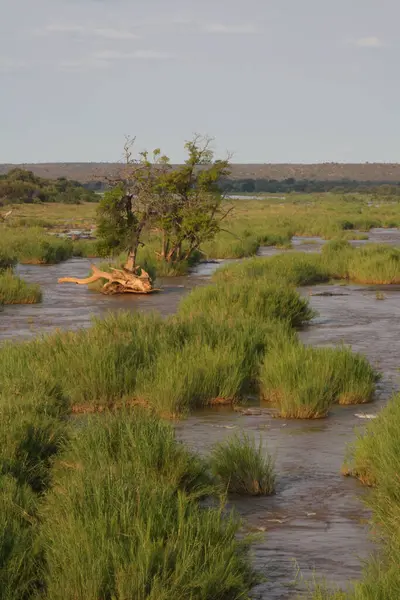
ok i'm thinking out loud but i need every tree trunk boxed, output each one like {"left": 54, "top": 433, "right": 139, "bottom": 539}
{"left": 124, "top": 251, "right": 136, "bottom": 272}
{"left": 58, "top": 264, "right": 157, "bottom": 295}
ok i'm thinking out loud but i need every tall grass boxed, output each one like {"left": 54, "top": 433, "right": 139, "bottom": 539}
{"left": 71, "top": 239, "right": 99, "bottom": 258}
{"left": 260, "top": 341, "right": 376, "bottom": 419}
{"left": 316, "top": 394, "right": 400, "bottom": 598}
{"left": 214, "top": 242, "right": 400, "bottom": 287}
{"left": 41, "top": 410, "right": 255, "bottom": 600}
{"left": 179, "top": 280, "right": 315, "bottom": 328}
{"left": 0, "top": 385, "right": 70, "bottom": 599}
{"left": 0, "top": 250, "right": 16, "bottom": 271}
{"left": 0, "top": 269, "right": 42, "bottom": 304}
{"left": 210, "top": 432, "right": 276, "bottom": 495}
{"left": 0, "top": 475, "right": 43, "bottom": 600}
{"left": 213, "top": 254, "right": 330, "bottom": 287}
{"left": 0, "top": 228, "right": 73, "bottom": 264}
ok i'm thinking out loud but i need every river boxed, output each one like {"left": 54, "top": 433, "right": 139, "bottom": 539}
{"left": 2, "top": 231, "right": 400, "bottom": 598}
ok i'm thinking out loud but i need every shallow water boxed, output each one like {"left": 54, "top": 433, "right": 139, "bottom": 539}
{"left": 0, "top": 259, "right": 222, "bottom": 341}
{"left": 3, "top": 239, "right": 400, "bottom": 597}
{"left": 177, "top": 281, "right": 400, "bottom": 598}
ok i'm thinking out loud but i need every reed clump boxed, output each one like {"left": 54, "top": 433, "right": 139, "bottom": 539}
{"left": 0, "top": 269, "right": 42, "bottom": 304}
{"left": 210, "top": 432, "right": 276, "bottom": 495}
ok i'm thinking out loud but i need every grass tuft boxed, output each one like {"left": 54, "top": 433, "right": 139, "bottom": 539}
{"left": 0, "top": 269, "right": 42, "bottom": 304}
{"left": 210, "top": 432, "right": 275, "bottom": 495}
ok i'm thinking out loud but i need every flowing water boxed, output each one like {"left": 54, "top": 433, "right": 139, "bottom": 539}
{"left": 3, "top": 231, "right": 400, "bottom": 598}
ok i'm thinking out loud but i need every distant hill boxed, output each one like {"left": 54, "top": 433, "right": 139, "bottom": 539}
{"left": 2, "top": 163, "right": 400, "bottom": 183}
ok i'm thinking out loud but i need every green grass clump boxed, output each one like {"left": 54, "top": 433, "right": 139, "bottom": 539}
{"left": 71, "top": 239, "right": 99, "bottom": 258}
{"left": 342, "top": 394, "right": 400, "bottom": 487}
{"left": 0, "top": 475, "right": 43, "bottom": 600}
{"left": 0, "top": 269, "right": 42, "bottom": 304}
{"left": 41, "top": 410, "right": 255, "bottom": 600}
{"left": 202, "top": 233, "right": 260, "bottom": 259}
{"left": 0, "top": 228, "right": 73, "bottom": 264}
{"left": 213, "top": 254, "right": 329, "bottom": 287}
{"left": 314, "top": 394, "right": 400, "bottom": 598}
{"left": 347, "top": 244, "right": 400, "bottom": 284}
{"left": 135, "top": 313, "right": 295, "bottom": 415}
{"left": 0, "top": 386, "right": 69, "bottom": 598}
{"left": 136, "top": 339, "right": 250, "bottom": 415}
{"left": 179, "top": 280, "right": 315, "bottom": 329}
{"left": 260, "top": 341, "right": 376, "bottom": 419}
{"left": 0, "top": 250, "right": 17, "bottom": 272}
{"left": 210, "top": 432, "right": 275, "bottom": 495}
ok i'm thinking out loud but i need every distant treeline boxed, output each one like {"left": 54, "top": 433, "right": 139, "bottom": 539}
{"left": 219, "top": 177, "right": 400, "bottom": 195}
{"left": 4, "top": 168, "right": 400, "bottom": 203}
{"left": 84, "top": 177, "right": 400, "bottom": 196}
{"left": 0, "top": 169, "right": 98, "bottom": 205}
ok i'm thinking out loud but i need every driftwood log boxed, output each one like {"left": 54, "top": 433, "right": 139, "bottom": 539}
{"left": 0, "top": 210, "right": 12, "bottom": 222}
{"left": 58, "top": 264, "right": 157, "bottom": 295}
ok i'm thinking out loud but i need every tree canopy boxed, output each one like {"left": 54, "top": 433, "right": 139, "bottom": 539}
{"left": 97, "top": 136, "right": 231, "bottom": 271}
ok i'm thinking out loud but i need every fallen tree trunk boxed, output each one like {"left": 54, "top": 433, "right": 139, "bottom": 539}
{"left": 0, "top": 210, "right": 12, "bottom": 222}
{"left": 58, "top": 264, "right": 157, "bottom": 295}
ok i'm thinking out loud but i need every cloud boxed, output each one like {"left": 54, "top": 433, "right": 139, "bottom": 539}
{"left": 43, "top": 23, "right": 138, "bottom": 40}
{"left": 0, "top": 57, "right": 29, "bottom": 72}
{"left": 204, "top": 23, "right": 256, "bottom": 34}
{"left": 58, "top": 58, "right": 111, "bottom": 71}
{"left": 352, "top": 36, "right": 383, "bottom": 48}
{"left": 93, "top": 50, "right": 174, "bottom": 60}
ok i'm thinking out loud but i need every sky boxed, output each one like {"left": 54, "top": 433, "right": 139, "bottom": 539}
{"left": 0, "top": 0, "right": 399, "bottom": 163}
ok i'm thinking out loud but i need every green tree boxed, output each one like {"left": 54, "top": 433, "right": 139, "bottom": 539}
{"left": 97, "top": 135, "right": 231, "bottom": 272}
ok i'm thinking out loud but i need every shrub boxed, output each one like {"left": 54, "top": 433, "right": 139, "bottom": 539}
{"left": 210, "top": 432, "right": 275, "bottom": 495}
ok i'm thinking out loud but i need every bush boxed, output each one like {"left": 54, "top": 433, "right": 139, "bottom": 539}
{"left": 210, "top": 432, "right": 275, "bottom": 495}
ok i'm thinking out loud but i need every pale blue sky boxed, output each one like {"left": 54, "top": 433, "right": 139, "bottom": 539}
{"left": 0, "top": 0, "right": 398, "bottom": 163}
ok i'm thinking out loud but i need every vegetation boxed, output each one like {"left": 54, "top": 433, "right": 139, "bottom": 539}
{"left": 0, "top": 168, "right": 97, "bottom": 204}
{"left": 3, "top": 176, "right": 397, "bottom": 596}
{"left": 0, "top": 398, "right": 256, "bottom": 599}
{"left": 0, "top": 228, "right": 73, "bottom": 264}
{"left": 260, "top": 341, "right": 377, "bottom": 419}
{"left": 0, "top": 269, "right": 42, "bottom": 304}
{"left": 315, "top": 394, "right": 400, "bottom": 598}
{"left": 41, "top": 410, "right": 256, "bottom": 600}
{"left": 214, "top": 241, "right": 400, "bottom": 286}
{"left": 210, "top": 432, "right": 275, "bottom": 495}
{"left": 179, "top": 280, "right": 315, "bottom": 329}
{"left": 97, "top": 136, "right": 231, "bottom": 273}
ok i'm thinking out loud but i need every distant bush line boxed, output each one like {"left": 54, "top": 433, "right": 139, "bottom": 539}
{"left": 219, "top": 178, "right": 400, "bottom": 195}
{"left": 0, "top": 169, "right": 98, "bottom": 205}
{"left": 84, "top": 177, "right": 400, "bottom": 196}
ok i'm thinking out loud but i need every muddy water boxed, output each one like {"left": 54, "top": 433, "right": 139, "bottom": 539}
{"left": 3, "top": 236, "right": 400, "bottom": 598}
